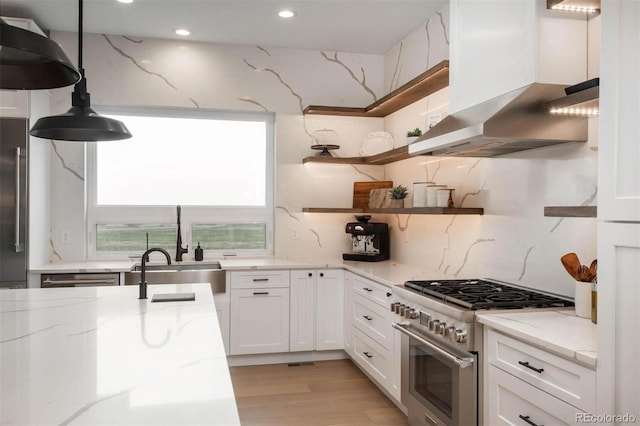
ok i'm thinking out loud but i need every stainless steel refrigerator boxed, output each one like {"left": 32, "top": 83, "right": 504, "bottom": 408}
{"left": 1, "top": 117, "right": 28, "bottom": 288}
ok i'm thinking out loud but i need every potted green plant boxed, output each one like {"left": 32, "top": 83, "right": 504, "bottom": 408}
{"left": 406, "top": 128, "right": 422, "bottom": 144}
{"left": 388, "top": 185, "right": 409, "bottom": 208}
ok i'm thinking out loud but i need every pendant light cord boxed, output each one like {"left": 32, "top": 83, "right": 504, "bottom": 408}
{"left": 78, "top": 0, "right": 83, "bottom": 71}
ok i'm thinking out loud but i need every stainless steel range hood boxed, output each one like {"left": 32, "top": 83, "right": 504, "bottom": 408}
{"left": 408, "top": 83, "right": 588, "bottom": 158}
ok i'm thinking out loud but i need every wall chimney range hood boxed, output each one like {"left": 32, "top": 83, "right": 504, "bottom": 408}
{"left": 408, "top": 83, "right": 588, "bottom": 158}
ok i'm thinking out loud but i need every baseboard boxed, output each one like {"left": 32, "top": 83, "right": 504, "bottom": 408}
{"left": 227, "top": 350, "right": 348, "bottom": 367}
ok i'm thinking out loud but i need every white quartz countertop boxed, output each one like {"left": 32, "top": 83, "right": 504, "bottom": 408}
{"left": 30, "top": 260, "right": 137, "bottom": 273}
{"left": 476, "top": 310, "right": 597, "bottom": 367}
{"left": 0, "top": 283, "right": 240, "bottom": 426}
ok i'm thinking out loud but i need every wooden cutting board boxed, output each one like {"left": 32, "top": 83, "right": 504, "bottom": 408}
{"left": 353, "top": 181, "right": 393, "bottom": 208}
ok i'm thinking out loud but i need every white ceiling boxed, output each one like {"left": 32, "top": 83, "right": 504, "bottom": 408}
{"left": 0, "top": 0, "right": 448, "bottom": 55}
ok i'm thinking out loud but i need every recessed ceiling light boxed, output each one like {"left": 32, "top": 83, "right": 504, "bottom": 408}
{"left": 278, "top": 10, "right": 295, "bottom": 18}
{"left": 117, "top": 0, "right": 134, "bottom": 3}
{"left": 175, "top": 29, "right": 191, "bottom": 36}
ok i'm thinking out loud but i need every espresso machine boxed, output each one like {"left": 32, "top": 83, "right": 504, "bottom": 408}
{"left": 343, "top": 216, "right": 390, "bottom": 262}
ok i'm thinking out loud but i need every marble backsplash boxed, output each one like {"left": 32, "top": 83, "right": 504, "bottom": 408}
{"left": 43, "top": 3, "right": 597, "bottom": 298}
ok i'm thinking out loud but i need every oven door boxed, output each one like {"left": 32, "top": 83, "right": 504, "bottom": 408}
{"left": 394, "top": 323, "right": 477, "bottom": 426}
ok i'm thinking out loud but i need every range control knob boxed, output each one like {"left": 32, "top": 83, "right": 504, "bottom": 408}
{"left": 404, "top": 308, "right": 413, "bottom": 319}
{"left": 436, "top": 322, "right": 447, "bottom": 335}
{"left": 390, "top": 302, "right": 399, "bottom": 312}
{"left": 454, "top": 329, "right": 467, "bottom": 343}
{"left": 399, "top": 305, "right": 407, "bottom": 316}
{"left": 409, "top": 309, "right": 419, "bottom": 319}
{"left": 445, "top": 326, "right": 456, "bottom": 339}
{"left": 428, "top": 319, "right": 440, "bottom": 332}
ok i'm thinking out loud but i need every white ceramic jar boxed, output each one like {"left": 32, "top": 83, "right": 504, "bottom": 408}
{"left": 426, "top": 184, "right": 447, "bottom": 207}
{"left": 436, "top": 189, "right": 451, "bottom": 207}
{"left": 412, "top": 181, "right": 434, "bottom": 207}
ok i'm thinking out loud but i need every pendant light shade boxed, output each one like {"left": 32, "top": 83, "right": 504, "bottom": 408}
{"left": 29, "top": 0, "right": 132, "bottom": 142}
{"left": 0, "top": 19, "right": 81, "bottom": 90}
{"left": 30, "top": 72, "right": 131, "bottom": 141}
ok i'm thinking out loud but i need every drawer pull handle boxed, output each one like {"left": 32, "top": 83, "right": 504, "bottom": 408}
{"left": 253, "top": 278, "right": 269, "bottom": 282}
{"left": 362, "top": 315, "right": 373, "bottom": 321}
{"left": 518, "top": 415, "right": 542, "bottom": 426}
{"left": 363, "top": 351, "right": 373, "bottom": 358}
{"left": 253, "top": 291, "right": 269, "bottom": 295}
{"left": 518, "top": 361, "right": 544, "bottom": 374}
{"left": 363, "top": 287, "right": 373, "bottom": 292}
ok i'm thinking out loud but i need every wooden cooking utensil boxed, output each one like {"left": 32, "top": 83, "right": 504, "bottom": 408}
{"left": 589, "top": 259, "right": 598, "bottom": 276}
{"left": 560, "top": 252, "right": 581, "bottom": 281}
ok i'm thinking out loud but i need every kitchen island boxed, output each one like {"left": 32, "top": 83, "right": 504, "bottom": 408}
{"left": 0, "top": 283, "right": 240, "bottom": 425}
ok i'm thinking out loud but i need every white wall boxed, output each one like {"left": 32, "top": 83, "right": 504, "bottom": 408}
{"left": 46, "top": 5, "right": 599, "bottom": 298}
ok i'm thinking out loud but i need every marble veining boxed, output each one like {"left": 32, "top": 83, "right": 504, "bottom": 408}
{"left": 518, "top": 245, "right": 536, "bottom": 281}
{"left": 50, "top": 238, "right": 63, "bottom": 261}
{"left": 0, "top": 284, "right": 239, "bottom": 426}
{"left": 256, "top": 46, "right": 272, "bottom": 57}
{"left": 454, "top": 238, "right": 496, "bottom": 276}
{"left": 276, "top": 205, "right": 301, "bottom": 222}
{"left": 388, "top": 42, "right": 403, "bottom": 92}
{"left": 189, "top": 97, "right": 200, "bottom": 108}
{"left": 320, "top": 52, "right": 377, "bottom": 102}
{"left": 243, "top": 59, "right": 305, "bottom": 113}
{"left": 394, "top": 214, "right": 412, "bottom": 232}
{"left": 437, "top": 12, "right": 449, "bottom": 45}
{"left": 424, "top": 19, "right": 432, "bottom": 69}
{"left": 102, "top": 34, "right": 178, "bottom": 90}
{"left": 238, "top": 97, "right": 269, "bottom": 111}
{"left": 51, "top": 141, "right": 83, "bottom": 181}
{"left": 122, "top": 35, "right": 143, "bottom": 44}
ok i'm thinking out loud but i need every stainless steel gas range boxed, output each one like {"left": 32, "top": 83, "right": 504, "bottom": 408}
{"left": 391, "top": 279, "right": 574, "bottom": 426}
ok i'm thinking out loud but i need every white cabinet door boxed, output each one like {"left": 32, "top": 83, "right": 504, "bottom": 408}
{"left": 598, "top": 0, "right": 640, "bottom": 222}
{"left": 316, "top": 269, "right": 344, "bottom": 351}
{"left": 290, "top": 270, "right": 316, "bottom": 352}
{"left": 229, "top": 288, "right": 289, "bottom": 355}
{"left": 597, "top": 222, "right": 640, "bottom": 417}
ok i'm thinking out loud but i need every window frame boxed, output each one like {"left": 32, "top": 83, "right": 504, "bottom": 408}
{"left": 86, "top": 106, "right": 275, "bottom": 259}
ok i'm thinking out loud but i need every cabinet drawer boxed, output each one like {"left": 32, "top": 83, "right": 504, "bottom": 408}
{"left": 230, "top": 270, "right": 290, "bottom": 289}
{"left": 488, "top": 365, "right": 587, "bottom": 426}
{"left": 352, "top": 327, "right": 391, "bottom": 387}
{"left": 352, "top": 294, "right": 392, "bottom": 350}
{"left": 352, "top": 275, "right": 392, "bottom": 308}
{"left": 487, "top": 330, "right": 596, "bottom": 412}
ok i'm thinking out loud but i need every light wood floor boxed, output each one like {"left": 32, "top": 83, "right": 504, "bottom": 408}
{"left": 229, "top": 359, "right": 408, "bottom": 426}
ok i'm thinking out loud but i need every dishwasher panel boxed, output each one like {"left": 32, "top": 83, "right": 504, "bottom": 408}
{"left": 41, "top": 273, "right": 121, "bottom": 288}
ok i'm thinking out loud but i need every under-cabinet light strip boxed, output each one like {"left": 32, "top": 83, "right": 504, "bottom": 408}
{"left": 550, "top": 107, "right": 599, "bottom": 116}
{"left": 551, "top": 5, "right": 598, "bottom": 13}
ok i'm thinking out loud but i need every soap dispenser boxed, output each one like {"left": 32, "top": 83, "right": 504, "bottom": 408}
{"left": 195, "top": 242, "right": 203, "bottom": 261}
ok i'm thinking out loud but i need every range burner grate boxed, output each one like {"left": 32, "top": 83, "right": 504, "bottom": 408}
{"left": 404, "top": 279, "right": 574, "bottom": 310}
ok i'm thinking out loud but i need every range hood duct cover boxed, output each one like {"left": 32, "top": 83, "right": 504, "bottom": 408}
{"left": 408, "top": 83, "right": 588, "bottom": 158}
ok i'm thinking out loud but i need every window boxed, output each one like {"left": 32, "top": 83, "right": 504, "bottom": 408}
{"left": 87, "top": 106, "right": 274, "bottom": 258}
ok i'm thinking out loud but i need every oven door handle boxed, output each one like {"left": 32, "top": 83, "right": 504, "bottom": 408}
{"left": 392, "top": 322, "right": 475, "bottom": 368}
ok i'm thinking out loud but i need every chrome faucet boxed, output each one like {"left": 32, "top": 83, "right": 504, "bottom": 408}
{"left": 139, "top": 247, "right": 171, "bottom": 299}
{"left": 175, "top": 205, "right": 188, "bottom": 262}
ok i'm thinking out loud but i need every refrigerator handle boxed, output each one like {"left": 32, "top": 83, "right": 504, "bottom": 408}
{"left": 13, "top": 147, "right": 22, "bottom": 252}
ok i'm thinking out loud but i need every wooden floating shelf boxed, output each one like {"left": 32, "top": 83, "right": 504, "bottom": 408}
{"left": 544, "top": 206, "right": 597, "bottom": 217}
{"left": 303, "top": 145, "right": 410, "bottom": 165}
{"left": 302, "top": 207, "right": 484, "bottom": 215}
{"left": 304, "top": 60, "right": 449, "bottom": 118}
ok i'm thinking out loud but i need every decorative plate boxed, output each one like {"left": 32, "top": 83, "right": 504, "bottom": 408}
{"left": 359, "top": 131, "right": 394, "bottom": 156}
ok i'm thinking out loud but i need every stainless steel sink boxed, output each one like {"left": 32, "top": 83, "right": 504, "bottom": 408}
{"left": 125, "top": 262, "right": 225, "bottom": 293}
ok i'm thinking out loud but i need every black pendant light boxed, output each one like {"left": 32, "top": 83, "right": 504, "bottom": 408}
{"left": 29, "top": 0, "right": 132, "bottom": 142}
{"left": 0, "top": 18, "right": 81, "bottom": 90}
